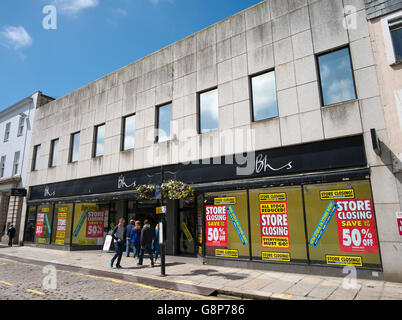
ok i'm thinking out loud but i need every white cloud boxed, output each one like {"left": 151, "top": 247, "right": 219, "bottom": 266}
{"left": 53, "top": 0, "right": 99, "bottom": 14}
{"left": 0, "top": 25, "right": 32, "bottom": 50}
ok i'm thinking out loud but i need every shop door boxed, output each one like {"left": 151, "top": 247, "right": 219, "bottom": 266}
{"left": 178, "top": 209, "right": 196, "bottom": 256}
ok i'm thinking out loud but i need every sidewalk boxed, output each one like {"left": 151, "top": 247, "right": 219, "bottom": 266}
{"left": 0, "top": 246, "right": 401, "bottom": 300}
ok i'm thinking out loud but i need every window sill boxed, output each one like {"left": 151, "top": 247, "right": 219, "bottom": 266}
{"left": 252, "top": 116, "right": 279, "bottom": 124}
{"left": 321, "top": 98, "right": 359, "bottom": 109}
{"left": 121, "top": 148, "right": 134, "bottom": 153}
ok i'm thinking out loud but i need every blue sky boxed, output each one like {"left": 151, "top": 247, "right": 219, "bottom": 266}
{"left": 0, "top": 0, "right": 262, "bottom": 111}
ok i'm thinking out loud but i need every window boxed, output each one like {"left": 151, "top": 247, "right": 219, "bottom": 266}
{"left": 34, "top": 205, "right": 54, "bottom": 245}
{"left": 251, "top": 71, "right": 278, "bottom": 121}
{"left": 69, "top": 132, "right": 80, "bottom": 163}
{"left": 390, "top": 18, "right": 402, "bottom": 62}
{"left": 49, "top": 139, "right": 59, "bottom": 167}
{"left": 12, "top": 151, "right": 20, "bottom": 175}
{"left": 32, "top": 145, "right": 41, "bottom": 171}
{"left": 72, "top": 202, "right": 109, "bottom": 246}
{"left": 0, "top": 156, "right": 5, "bottom": 178}
{"left": 317, "top": 47, "right": 356, "bottom": 106}
{"left": 303, "top": 180, "right": 381, "bottom": 268}
{"left": 156, "top": 103, "right": 172, "bottom": 143}
{"left": 199, "top": 89, "right": 219, "bottom": 133}
{"left": 17, "top": 116, "right": 25, "bottom": 136}
{"left": 94, "top": 124, "right": 105, "bottom": 157}
{"left": 122, "top": 114, "right": 135, "bottom": 151}
{"left": 4, "top": 122, "right": 11, "bottom": 142}
{"left": 204, "top": 190, "right": 250, "bottom": 259}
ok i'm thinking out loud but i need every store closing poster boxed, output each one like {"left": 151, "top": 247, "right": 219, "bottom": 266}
{"left": 335, "top": 199, "right": 379, "bottom": 253}
{"left": 259, "top": 194, "right": 290, "bottom": 249}
{"left": 205, "top": 205, "right": 228, "bottom": 247}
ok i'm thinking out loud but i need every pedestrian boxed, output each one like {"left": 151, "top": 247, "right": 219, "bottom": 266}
{"left": 130, "top": 221, "right": 141, "bottom": 258}
{"left": 7, "top": 224, "right": 16, "bottom": 247}
{"left": 125, "top": 220, "right": 135, "bottom": 257}
{"left": 153, "top": 224, "right": 161, "bottom": 263}
{"left": 138, "top": 219, "right": 154, "bottom": 267}
{"left": 110, "top": 218, "right": 126, "bottom": 269}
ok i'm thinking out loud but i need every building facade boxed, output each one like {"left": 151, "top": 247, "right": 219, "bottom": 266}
{"left": 21, "top": 0, "right": 402, "bottom": 281}
{"left": 364, "top": 0, "right": 402, "bottom": 282}
{"left": 0, "top": 92, "right": 53, "bottom": 244}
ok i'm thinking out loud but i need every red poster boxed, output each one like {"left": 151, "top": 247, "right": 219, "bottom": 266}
{"left": 205, "top": 205, "right": 228, "bottom": 247}
{"left": 397, "top": 212, "right": 402, "bottom": 236}
{"left": 336, "top": 199, "right": 379, "bottom": 254}
{"left": 35, "top": 213, "right": 45, "bottom": 237}
{"left": 86, "top": 211, "right": 105, "bottom": 238}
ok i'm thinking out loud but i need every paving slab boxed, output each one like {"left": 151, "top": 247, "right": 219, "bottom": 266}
{"left": 1, "top": 246, "right": 402, "bottom": 300}
{"left": 285, "top": 276, "right": 324, "bottom": 297}
{"left": 307, "top": 279, "right": 341, "bottom": 299}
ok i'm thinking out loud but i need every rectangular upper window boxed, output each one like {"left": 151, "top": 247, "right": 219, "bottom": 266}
{"left": 251, "top": 71, "right": 278, "bottom": 121}
{"left": 17, "top": 116, "right": 25, "bottom": 136}
{"left": 69, "top": 132, "right": 80, "bottom": 163}
{"left": 94, "top": 124, "right": 105, "bottom": 157}
{"left": 13, "top": 151, "right": 20, "bottom": 176}
{"left": 156, "top": 103, "right": 172, "bottom": 143}
{"left": 199, "top": 88, "right": 219, "bottom": 133}
{"left": 4, "top": 122, "right": 11, "bottom": 142}
{"left": 0, "top": 156, "right": 6, "bottom": 178}
{"left": 317, "top": 47, "right": 357, "bottom": 106}
{"left": 389, "top": 18, "right": 402, "bottom": 62}
{"left": 32, "top": 145, "right": 40, "bottom": 171}
{"left": 122, "top": 114, "right": 135, "bottom": 151}
{"left": 49, "top": 138, "right": 59, "bottom": 167}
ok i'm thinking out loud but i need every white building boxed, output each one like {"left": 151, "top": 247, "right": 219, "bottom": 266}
{"left": 0, "top": 92, "right": 54, "bottom": 244}
{"left": 21, "top": 0, "right": 402, "bottom": 282}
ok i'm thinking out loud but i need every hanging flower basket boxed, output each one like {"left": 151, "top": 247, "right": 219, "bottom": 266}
{"left": 135, "top": 180, "right": 194, "bottom": 200}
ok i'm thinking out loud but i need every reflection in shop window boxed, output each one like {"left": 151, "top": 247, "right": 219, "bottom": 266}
{"left": 24, "top": 206, "right": 37, "bottom": 242}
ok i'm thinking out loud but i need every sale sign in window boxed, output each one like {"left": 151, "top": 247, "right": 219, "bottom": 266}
{"left": 86, "top": 211, "right": 105, "bottom": 238}
{"left": 335, "top": 199, "right": 379, "bottom": 254}
{"left": 260, "top": 202, "right": 290, "bottom": 249}
{"left": 56, "top": 212, "right": 68, "bottom": 239}
{"left": 205, "top": 205, "right": 228, "bottom": 247}
{"left": 35, "top": 213, "right": 45, "bottom": 237}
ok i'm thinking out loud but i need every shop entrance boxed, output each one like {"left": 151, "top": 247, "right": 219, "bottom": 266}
{"left": 127, "top": 200, "right": 160, "bottom": 228}
{"left": 178, "top": 197, "right": 197, "bottom": 256}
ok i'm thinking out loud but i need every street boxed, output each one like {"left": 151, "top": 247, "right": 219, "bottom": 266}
{"left": 0, "top": 256, "right": 215, "bottom": 300}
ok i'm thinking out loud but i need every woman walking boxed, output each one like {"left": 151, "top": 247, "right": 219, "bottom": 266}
{"left": 130, "top": 221, "right": 141, "bottom": 258}
{"left": 153, "top": 224, "right": 161, "bottom": 263}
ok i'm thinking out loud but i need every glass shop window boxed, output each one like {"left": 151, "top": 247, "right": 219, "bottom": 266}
{"left": 303, "top": 180, "right": 381, "bottom": 269}
{"left": 24, "top": 206, "right": 37, "bottom": 243}
{"left": 249, "top": 186, "right": 308, "bottom": 263}
{"left": 34, "top": 204, "right": 54, "bottom": 245}
{"left": 51, "top": 203, "right": 74, "bottom": 246}
{"left": 72, "top": 202, "right": 109, "bottom": 246}
{"left": 204, "top": 190, "right": 250, "bottom": 259}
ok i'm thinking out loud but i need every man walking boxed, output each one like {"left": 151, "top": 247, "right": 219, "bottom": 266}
{"left": 110, "top": 218, "right": 126, "bottom": 269}
{"left": 7, "top": 225, "right": 16, "bottom": 247}
{"left": 125, "top": 220, "right": 135, "bottom": 257}
{"left": 138, "top": 219, "right": 154, "bottom": 267}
